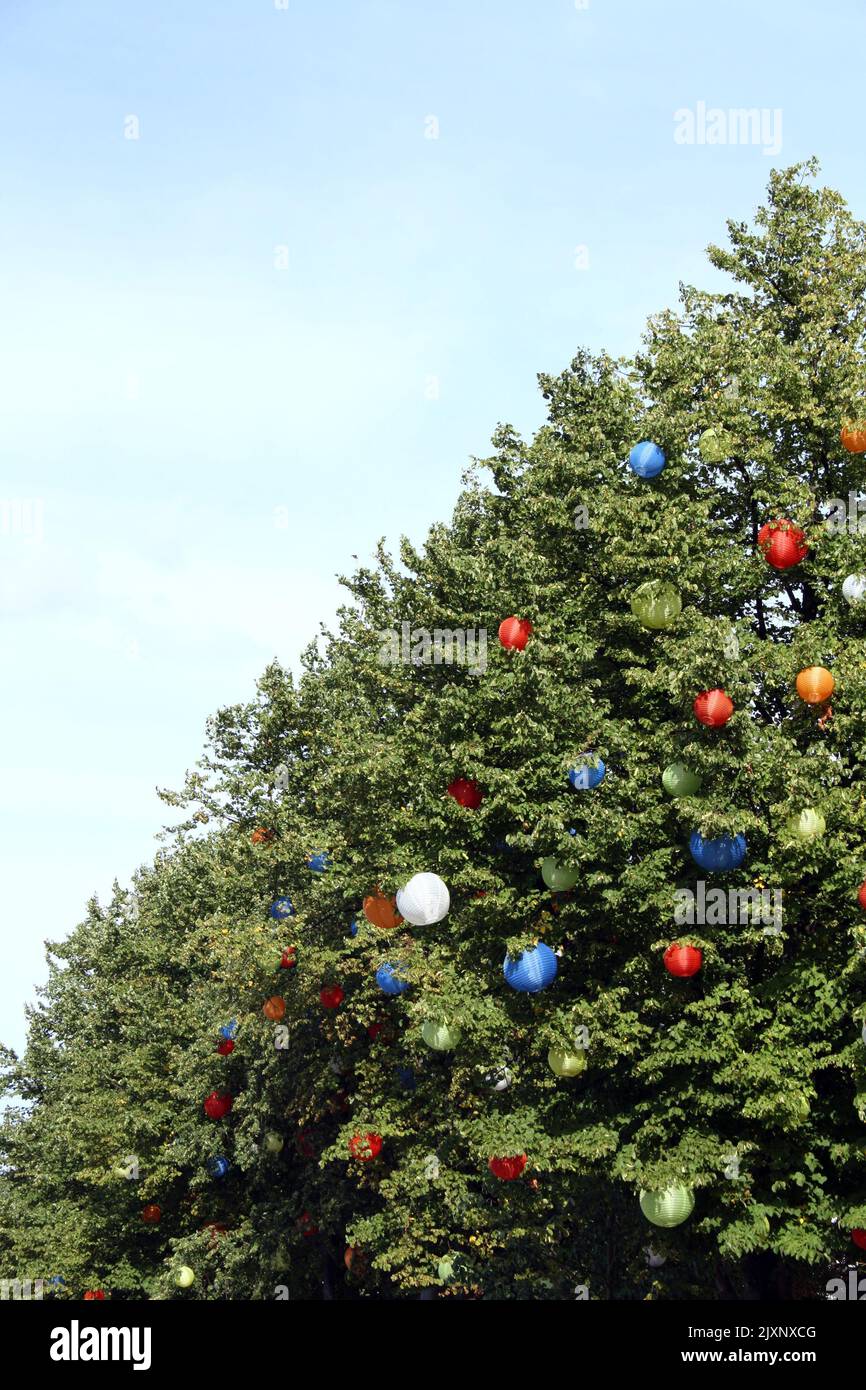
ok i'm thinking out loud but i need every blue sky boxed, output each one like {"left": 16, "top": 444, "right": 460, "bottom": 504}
{"left": 1, "top": 0, "right": 864, "bottom": 1056}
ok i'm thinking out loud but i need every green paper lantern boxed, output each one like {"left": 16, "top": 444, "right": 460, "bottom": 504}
{"left": 753, "top": 1214, "right": 770, "bottom": 1238}
{"left": 264, "top": 1132, "right": 284, "bottom": 1154}
{"left": 437, "top": 1256, "right": 454, "bottom": 1282}
{"left": 698, "top": 426, "right": 733, "bottom": 463}
{"left": 422, "top": 1019, "right": 461, "bottom": 1051}
{"left": 661, "top": 762, "right": 702, "bottom": 798}
{"left": 541, "top": 857, "right": 579, "bottom": 891}
{"left": 630, "top": 581, "right": 682, "bottom": 631}
{"left": 787, "top": 808, "right": 825, "bottom": 841}
{"left": 639, "top": 1185, "right": 694, "bottom": 1228}
{"left": 547, "top": 1047, "right": 586, "bottom": 1077}
{"left": 791, "top": 1093, "right": 810, "bottom": 1120}
{"left": 175, "top": 1266, "right": 195, "bottom": 1289}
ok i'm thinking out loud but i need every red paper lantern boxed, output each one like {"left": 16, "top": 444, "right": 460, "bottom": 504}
{"left": 298, "top": 1210, "right": 319, "bottom": 1238}
{"left": 447, "top": 777, "right": 484, "bottom": 809}
{"left": 296, "top": 1129, "right": 318, "bottom": 1159}
{"left": 853, "top": 1228, "right": 866, "bottom": 1250}
{"left": 693, "top": 689, "right": 734, "bottom": 727}
{"left": 203, "top": 1090, "right": 233, "bottom": 1120}
{"left": 859, "top": 882, "right": 866, "bottom": 911}
{"left": 203, "top": 1221, "right": 228, "bottom": 1242}
{"left": 216, "top": 1039, "right": 235, "bottom": 1055}
{"left": 488, "top": 1153, "right": 527, "bottom": 1181}
{"left": 83, "top": 1290, "right": 105, "bottom": 1300}
{"left": 664, "top": 943, "right": 703, "bottom": 978}
{"left": 757, "top": 519, "right": 808, "bottom": 570}
{"left": 280, "top": 946, "right": 298, "bottom": 969}
{"left": 262, "top": 995, "right": 286, "bottom": 1021}
{"left": 320, "top": 984, "right": 345, "bottom": 1010}
{"left": 141, "top": 1204, "right": 161, "bottom": 1225}
{"left": 348, "top": 1132, "right": 383, "bottom": 1162}
{"left": 499, "top": 616, "right": 533, "bottom": 651}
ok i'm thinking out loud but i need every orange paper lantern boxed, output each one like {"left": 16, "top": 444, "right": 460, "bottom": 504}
{"left": 251, "top": 827, "right": 275, "bottom": 845}
{"left": 795, "top": 666, "right": 835, "bottom": 705}
{"left": 363, "top": 892, "right": 403, "bottom": 931}
{"left": 841, "top": 422, "right": 866, "bottom": 454}
{"left": 262, "top": 995, "right": 286, "bottom": 1021}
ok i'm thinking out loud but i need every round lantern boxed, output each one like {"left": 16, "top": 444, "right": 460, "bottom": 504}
{"left": 396, "top": 872, "right": 450, "bottom": 926}
{"left": 541, "top": 857, "right": 578, "bottom": 891}
{"left": 175, "top": 1266, "right": 195, "bottom": 1289}
{"left": 662, "top": 763, "right": 702, "bottom": 798}
{"left": 639, "top": 1186, "right": 694, "bottom": 1228}
{"left": 787, "top": 808, "right": 826, "bottom": 841}
{"left": 841, "top": 422, "right": 866, "bottom": 454}
{"left": 689, "top": 831, "right": 747, "bottom": 872}
{"left": 568, "top": 757, "right": 605, "bottom": 790}
{"left": 663, "top": 944, "right": 702, "bottom": 978}
{"left": 219, "top": 1020, "right": 238, "bottom": 1040}
{"left": 859, "top": 882, "right": 866, "bottom": 911}
{"left": 348, "top": 918, "right": 359, "bottom": 937}
{"left": 262, "top": 995, "right": 286, "bottom": 1021}
{"left": 488, "top": 1154, "right": 527, "bottom": 1181}
{"left": 795, "top": 666, "right": 834, "bottom": 704}
{"left": 269, "top": 896, "right": 295, "bottom": 920}
{"left": 698, "top": 427, "right": 732, "bottom": 463}
{"left": 843, "top": 574, "right": 866, "bottom": 606}
{"left": 141, "top": 1204, "right": 161, "bottom": 1225}
{"left": 375, "top": 961, "right": 410, "bottom": 996}
{"left": 487, "top": 1066, "right": 512, "bottom": 1091}
{"left": 503, "top": 942, "right": 558, "bottom": 993}
{"left": 437, "top": 1256, "right": 455, "bottom": 1282}
{"left": 320, "top": 984, "right": 344, "bottom": 1009}
{"left": 216, "top": 1039, "right": 235, "bottom": 1056}
{"left": 307, "top": 850, "right": 330, "bottom": 873}
{"left": 264, "top": 1132, "right": 284, "bottom": 1155}
{"left": 349, "top": 1132, "right": 383, "bottom": 1162}
{"left": 421, "top": 1019, "right": 461, "bottom": 1051}
{"left": 397, "top": 1066, "right": 417, "bottom": 1091}
{"left": 363, "top": 892, "right": 403, "bottom": 931}
{"left": 207, "top": 1156, "right": 230, "bottom": 1178}
{"left": 280, "top": 946, "right": 297, "bottom": 969}
{"left": 447, "top": 777, "right": 484, "bottom": 809}
{"left": 693, "top": 689, "right": 734, "bottom": 727}
{"left": 758, "top": 519, "right": 808, "bottom": 570}
{"left": 628, "top": 441, "right": 666, "bottom": 478}
{"left": 83, "top": 1290, "right": 105, "bottom": 1301}
{"left": 630, "top": 581, "right": 682, "bottom": 630}
{"left": 548, "top": 1047, "right": 586, "bottom": 1077}
{"left": 251, "top": 826, "right": 275, "bottom": 845}
{"left": 852, "top": 1228, "right": 866, "bottom": 1250}
{"left": 499, "top": 616, "right": 533, "bottom": 651}
{"left": 203, "top": 1090, "right": 232, "bottom": 1120}
{"left": 646, "top": 1249, "right": 667, "bottom": 1269}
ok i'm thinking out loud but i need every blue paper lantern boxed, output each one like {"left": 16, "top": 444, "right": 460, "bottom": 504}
{"left": 207, "top": 1156, "right": 230, "bottom": 1178}
{"left": 307, "top": 851, "right": 330, "bottom": 873}
{"left": 503, "top": 942, "right": 558, "bottom": 993}
{"left": 629, "top": 441, "right": 666, "bottom": 479}
{"left": 397, "top": 1066, "right": 417, "bottom": 1091}
{"left": 349, "top": 918, "right": 359, "bottom": 937}
{"left": 568, "top": 758, "right": 606, "bottom": 790}
{"left": 269, "top": 896, "right": 295, "bottom": 920}
{"left": 219, "top": 1018, "right": 238, "bottom": 1040}
{"left": 376, "top": 962, "right": 410, "bottom": 996}
{"left": 689, "top": 831, "right": 747, "bottom": 872}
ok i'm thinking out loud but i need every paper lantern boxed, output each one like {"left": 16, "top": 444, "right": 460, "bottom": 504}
{"left": 397, "top": 1066, "right": 417, "bottom": 1091}
{"left": 662, "top": 762, "right": 702, "bottom": 797}
{"left": 630, "top": 581, "right": 682, "bottom": 630}
{"left": 203, "top": 1090, "right": 232, "bottom": 1120}
{"left": 280, "top": 946, "right": 297, "bottom": 969}
{"left": 689, "top": 831, "right": 747, "bottom": 872}
{"left": 499, "top": 616, "right": 533, "bottom": 650}
{"left": 487, "top": 1066, "right": 512, "bottom": 1091}
{"left": 262, "top": 995, "right": 286, "bottom": 1021}
{"left": 141, "top": 1204, "right": 161, "bottom": 1225}
{"left": 83, "top": 1290, "right": 105, "bottom": 1301}
{"left": 345, "top": 1246, "right": 369, "bottom": 1274}
{"left": 787, "top": 808, "right": 826, "bottom": 841}
{"left": 264, "top": 1132, "right": 284, "bottom": 1154}
{"left": 437, "top": 1256, "right": 455, "bottom": 1282}
{"left": 693, "top": 689, "right": 733, "bottom": 727}
{"left": 349, "top": 1132, "right": 383, "bottom": 1161}
{"left": 447, "top": 777, "right": 484, "bottom": 809}
{"left": 628, "top": 441, "right": 666, "bottom": 478}
{"left": 348, "top": 918, "right": 359, "bottom": 937}
{"left": 175, "top": 1266, "right": 195, "bottom": 1289}
{"left": 758, "top": 519, "right": 808, "bottom": 570}
{"left": 363, "top": 892, "right": 403, "bottom": 931}
{"left": 859, "top": 882, "right": 866, "bottom": 910}
{"left": 843, "top": 574, "right": 866, "bottom": 606}
{"left": 698, "top": 426, "right": 732, "bottom": 462}
{"left": 269, "top": 896, "right": 295, "bottom": 920}
{"left": 488, "top": 1154, "right": 527, "bottom": 1181}
{"left": 841, "top": 422, "right": 866, "bottom": 454}
{"left": 568, "top": 757, "right": 605, "bottom": 790}
{"left": 421, "top": 1019, "right": 461, "bottom": 1051}
{"left": 219, "top": 1019, "right": 238, "bottom": 1040}
{"left": 396, "top": 872, "right": 450, "bottom": 926}
{"left": 216, "top": 1039, "right": 235, "bottom": 1055}
{"left": 320, "top": 984, "right": 344, "bottom": 1009}
{"left": 663, "top": 944, "right": 702, "bottom": 978}
{"left": 646, "top": 1249, "right": 667, "bottom": 1268}
{"left": 541, "top": 857, "right": 578, "bottom": 891}
{"left": 375, "top": 961, "right": 410, "bottom": 996}
{"left": 639, "top": 1186, "right": 694, "bottom": 1228}
{"left": 795, "top": 666, "right": 834, "bottom": 704}
{"left": 503, "top": 942, "right": 558, "bottom": 993}
{"left": 251, "top": 827, "right": 275, "bottom": 845}
{"left": 307, "top": 850, "right": 330, "bottom": 873}
{"left": 298, "top": 1211, "right": 318, "bottom": 1239}
{"left": 852, "top": 1228, "right": 866, "bottom": 1250}
{"left": 296, "top": 1129, "right": 318, "bottom": 1158}
{"left": 548, "top": 1047, "right": 586, "bottom": 1077}
{"left": 207, "top": 1156, "right": 230, "bottom": 1178}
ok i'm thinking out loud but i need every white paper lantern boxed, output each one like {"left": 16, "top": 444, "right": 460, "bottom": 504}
{"left": 646, "top": 1248, "right": 667, "bottom": 1268}
{"left": 843, "top": 574, "right": 866, "bottom": 606}
{"left": 487, "top": 1066, "right": 512, "bottom": 1092}
{"left": 395, "top": 872, "right": 450, "bottom": 926}
{"left": 861, "top": 1022, "right": 866, "bottom": 1048}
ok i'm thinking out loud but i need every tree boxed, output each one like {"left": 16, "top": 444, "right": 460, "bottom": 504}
{"left": 3, "top": 160, "right": 866, "bottom": 1301}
